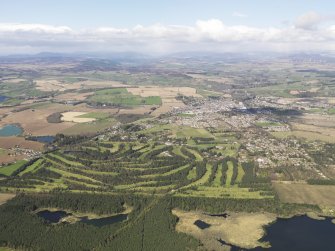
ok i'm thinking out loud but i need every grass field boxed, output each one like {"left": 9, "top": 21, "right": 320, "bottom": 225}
{"left": 174, "top": 209, "right": 276, "bottom": 250}
{"left": 0, "top": 160, "right": 27, "bottom": 176}
{"left": 273, "top": 182, "right": 335, "bottom": 207}
{"left": 48, "top": 153, "right": 83, "bottom": 167}
{"left": 182, "top": 163, "right": 213, "bottom": 189}
{"left": 185, "top": 148, "right": 203, "bottom": 161}
{"left": 176, "top": 127, "right": 213, "bottom": 139}
{"left": 140, "top": 164, "right": 190, "bottom": 179}
{"left": 271, "top": 130, "right": 335, "bottom": 143}
{"left": 88, "top": 88, "right": 161, "bottom": 106}
{"left": 236, "top": 162, "right": 245, "bottom": 183}
{"left": 187, "top": 166, "right": 197, "bottom": 180}
{"left": 0, "top": 247, "right": 16, "bottom": 251}
{"left": 78, "top": 112, "right": 110, "bottom": 119}
{"left": 225, "top": 161, "right": 234, "bottom": 187}
{"left": 46, "top": 166, "right": 100, "bottom": 184}
{"left": 176, "top": 186, "right": 270, "bottom": 199}
{"left": 19, "top": 159, "right": 43, "bottom": 176}
{"left": 61, "top": 119, "right": 116, "bottom": 135}
{"left": 212, "top": 163, "right": 222, "bottom": 187}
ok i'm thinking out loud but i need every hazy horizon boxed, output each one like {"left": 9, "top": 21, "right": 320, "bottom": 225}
{"left": 0, "top": 0, "right": 335, "bottom": 55}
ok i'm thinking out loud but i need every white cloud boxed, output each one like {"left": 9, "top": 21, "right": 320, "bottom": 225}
{"left": 0, "top": 23, "right": 72, "bottom": 34}
{"left": 232, "top": 12, "right": 248, "bottom": 18}
{"left": 295, "top": 11, "right": 323, "bottom": 30}
{"left": 295, "top": 11, "right": 335, "bottom": 30}
{"left": 0, "top": 14, "right": 334, "bottom": 55}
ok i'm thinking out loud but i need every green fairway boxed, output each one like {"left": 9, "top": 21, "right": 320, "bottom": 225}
{"left": 0, "top": 160, "right": 27, "bottom": 176}
{"left": 187, "top": 166, "right": 197, "bottom": 180}
{"left": 184, "top": 147, "right": 203, "bottom": 161}
{"left": 0, "top": 247, "right": 16, "bottom": 251}
{"left": 236, "top": 162, "right": 245, "bottom": 183}
{"left": 19, "top": 159, "right": 43, "bottom": 176}
{"left": 46, "top": 166, "right": 101, "bottom": 184}
{"left": 212, "top": 163, "right": 223, "bottom": 187}
{"left": 140, "top": 164, "right": 190, "bottom": 179}
{"left": 176, "top": 186, "right": 271, "bottom": 199}
{"left": 225, "top": 161, "right": 234, "bottom": 187}
{"left": 175, "top": 127, "right": 212, "bottom": 139}
{"left": 48, "top": 153, "right": 83, "bottom": 167}
{"left": 182, "top": 163, "right": 213, "bottom": 189}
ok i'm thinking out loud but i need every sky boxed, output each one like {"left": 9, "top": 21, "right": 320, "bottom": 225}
{"left": 0, "top": 0, "right": 335, "bottom": 55}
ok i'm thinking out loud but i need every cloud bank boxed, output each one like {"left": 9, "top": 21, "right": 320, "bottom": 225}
{"left": 0, "top": 13, "right": 334, "bottom": 55}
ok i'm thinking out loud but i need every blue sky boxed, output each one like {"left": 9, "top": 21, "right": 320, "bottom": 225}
{"left": 0, "top": 1, "right": 334, "bottom": 54}
{"left": 1, "top": 0, "right": 334, "bottom": 28}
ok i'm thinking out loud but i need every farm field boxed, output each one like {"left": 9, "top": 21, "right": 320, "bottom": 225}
{"left": 0, "top": 137, "right": 43, "bottom": 151}
{"left": 273, "top": 182, "right": 335, "bottom": 208}
{"left": 35, "top": 79, "right": 125, "bottom": 92}
{"left": 61, "top": 112, "right": 96, "bottom": 123}
{"left": 88, "top": 88, "right": 161, "bottom": 106}
{"left": 0, "top": 148, "right": 25, "bottom": 164}
{"left": 271, "top": 130, "right": 335, "bottom": 143}
{"left": 0, "top": 160, "right": 27, "bottom": 176}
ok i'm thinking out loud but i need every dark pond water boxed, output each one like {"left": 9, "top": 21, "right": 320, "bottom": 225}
{"left": 0, "top": 124, "right": 23, "bottom": 136}
{"left": 251, "top": 216, "right": 335, "bottom": 251}
{"left": 0, "top": 95, "right": 8, "bottom": 103}
{"left": 208, "top": 213, "right": 229, "bottom": 218}
{"left": 194, "top": 220, "right": 211, "bottom": 229}
{"left": 37, "top": 210, "right": 70, "bottom": 223}
{"left": 36, "top": 210, "right": 128, "bottom": 227}
{"left": 29, "top": 135, "right": 55, "bottom": 143}
{"left": 216, "top": 215, "right": 335, "bottom": 251}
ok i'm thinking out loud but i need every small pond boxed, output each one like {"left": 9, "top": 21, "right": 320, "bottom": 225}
{"left": 194, "top": 220, "right": 211, "bottom": 229}
{"left": 37, "top": 210, "right": 70, "bottom": 223}
{"left": 0, "top": 95, "right": 8, "bottom": 103}
{"left": 0, "top": 124, "right": 23, "bottom": 136}
{"left": 29, "top": 136, "right": 55, "bottom": 143}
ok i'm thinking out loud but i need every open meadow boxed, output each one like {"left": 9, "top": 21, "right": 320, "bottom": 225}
{"left": 273, "top": 182, "right": 335, "bottom": 208}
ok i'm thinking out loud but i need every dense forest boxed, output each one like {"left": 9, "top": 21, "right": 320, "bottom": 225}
{"left": 0, "top": 192, "right": 320, "bottom": 251}
{"left": 0, "top": 193, "right": 200, "bottom": 251}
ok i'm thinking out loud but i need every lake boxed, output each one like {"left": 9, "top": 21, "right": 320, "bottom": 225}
{"left": 0, "top": 124, "right": 23, "bottom": 136}
{"left": 37, "top": 210, "right": 70, "bottom": 223}
{"left": 37, "top": 210, "right": 128, "bottom": 227}
{"left": 29, "top": 136, "right": 55, "bottom": 143}
{"left": 251, "top": 215, "right": 335, "bottom": 251}
{"left": 219, "top": 215, "right": 335, "bottom": 250}
{"left": 0, "top": 95, "right": 8, "bottom": 103}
